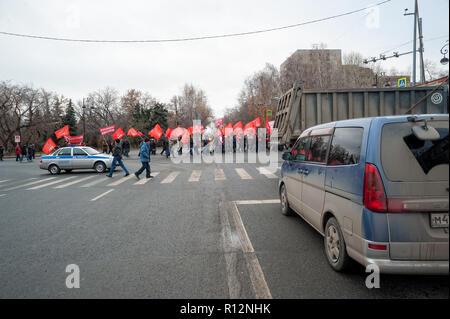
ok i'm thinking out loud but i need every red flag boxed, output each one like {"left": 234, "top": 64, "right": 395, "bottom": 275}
{"left": 265, "top": 118, "right": 272, "bottom": 135}
{"left": 127, "top": 128, "right": 138, "bottom": 137}
{"left": 193, "top": 124, "right": 204, "bottom": 134}
{"left": 181, "top": 130, "right": 190, "bottom": 143}
{"left": 244, "top": 121, "right": 256, "bottom": 136}
{"left": 187, "top": 126, "right": 193, "bottom": 135}
{"left": 233, "top": 121, "right": 243, "bottom": 130}
{"left": 42, "top": 138, "right": 56, "bottom": 154}
{"left": 171, "top": 127, "right": 185, "bottom": 139}
{"left": 55, "top": 125, "right": 69, "bottom": 139}
{"left": 165, "top": 128, "right": 173, "bottom": 139}
{"left": 137, "top": 131, "right": 144, "bottom": 137}
{"left": 215, "top": 118, "right": 223, "bottom": 128}
{"left": 99, "top": 125, "right": 115, "bottom": 135}
{"left": 111, "top": 127, "right": 125, "bottom": 140}
{"left": 253, "top": 117, "right": 261, "bottom": 128}
{"left": 216, "top": 127, "right": 223, "bottom": 137}
{"left": 64, "top": 135, "right": 84, "bottom": 144}
{"left": 150, "top": 124, "right": 163, "bottom": 140}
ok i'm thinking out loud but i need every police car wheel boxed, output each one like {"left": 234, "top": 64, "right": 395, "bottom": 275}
{"left": 94, "top": 161, "right": 106, "bottom": 173}
{"left": 48, "top": 164, "right": 60, "bottom": 175}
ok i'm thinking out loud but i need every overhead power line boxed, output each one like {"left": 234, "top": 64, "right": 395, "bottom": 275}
{"left": 0, "top": 0, "right": 392, "bottom": 43}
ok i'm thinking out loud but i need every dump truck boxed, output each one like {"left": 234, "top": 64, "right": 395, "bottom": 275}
{"left": 274, "top": 79, "right": 449, "bottom": 147}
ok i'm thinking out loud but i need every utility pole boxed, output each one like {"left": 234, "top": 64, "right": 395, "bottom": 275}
{"left": 404, "top": 3, "right": 417, "bottom": 86}
{"left": 416, "top": 0, "right": 425, "bottom": 83}
{"left": 82, "top": 98, "right": 86, "bottom": 137}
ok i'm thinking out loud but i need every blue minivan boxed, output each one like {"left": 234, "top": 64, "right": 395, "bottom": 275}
{"left": 279, "top": 114, "right": 449, "bottom": 274}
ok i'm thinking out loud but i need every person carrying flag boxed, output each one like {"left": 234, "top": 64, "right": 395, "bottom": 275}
{"left": 107, "top": 139, "right": 130, "bottom": 178}
{"left": 134, "top": 137, "right": 152, "bottom": 179}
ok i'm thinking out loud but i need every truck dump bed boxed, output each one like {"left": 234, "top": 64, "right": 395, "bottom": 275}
{"left": 274, "top": 80, "right": 449, "bottom": 145}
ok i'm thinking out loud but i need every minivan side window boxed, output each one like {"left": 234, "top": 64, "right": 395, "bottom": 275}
{"left": 307, "top": 135, "right": 331, "bottom": 163}
{"left": 327, "top": 128, "right": 363, "bottom": 166}
{"left": 291, "top": 137, "right": 311, "bottom": 162}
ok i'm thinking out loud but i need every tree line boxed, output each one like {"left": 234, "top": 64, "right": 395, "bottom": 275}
{"left": 0, "top": 82, "right": 213, "bottom": 152}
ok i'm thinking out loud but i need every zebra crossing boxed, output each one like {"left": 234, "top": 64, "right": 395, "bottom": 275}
{"left": 0, "top": 166, "right": 280, "bottom": 194}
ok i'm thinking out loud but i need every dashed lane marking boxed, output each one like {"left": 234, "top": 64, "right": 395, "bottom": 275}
{"left": 133, "top": 172, "right": 160, "bottom": 185}
{"left": 234, "top": 199, "right": 280, "bottom": 205}
{"left": 235, "top": 168, "right": 252, "bottom": 180}
{"left": 161, "top": 171, "right": 180, "bottom": 184}
{"left": 188, "top": 170, "right": 202, "bottom": 182}
{"left": 3, "top": 177, "right": 56, "bottom": 191}
{"left": 215, "top": 168, "right": 226, "bottom": 181}
{"left": 27, "top": 176, "right": 76, "bottom": 190}
{"left": 107, "top": 174, "right": 135, "bottom": 186}
{"left": 53, "top": 175, "right": 97, "bottom": 189}
{"left": 91, "top": 189, "right": 114, "bottom": 201}
{"left": 256, "top": 167, "right": 278, "bottom": 179}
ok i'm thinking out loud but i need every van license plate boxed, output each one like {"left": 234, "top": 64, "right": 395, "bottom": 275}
{"left": 430, "top": 213, "right": 449, "bottom": 228}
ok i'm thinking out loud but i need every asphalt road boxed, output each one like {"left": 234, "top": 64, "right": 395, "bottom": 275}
{"left": 0, "top": 151, "right": 448, "bottom": 298}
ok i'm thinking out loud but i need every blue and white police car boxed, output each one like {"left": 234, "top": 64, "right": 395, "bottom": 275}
{"left": 40, "top": 146, "right": 113, "bottom": 174}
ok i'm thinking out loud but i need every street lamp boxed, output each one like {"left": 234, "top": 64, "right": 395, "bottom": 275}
{"left": 440, "top": 40, "right": 449, "bottom": 65}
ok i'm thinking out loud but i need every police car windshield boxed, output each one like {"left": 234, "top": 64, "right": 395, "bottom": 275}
{"left": 82, "top": 147, "right": 101, "bottom": 155}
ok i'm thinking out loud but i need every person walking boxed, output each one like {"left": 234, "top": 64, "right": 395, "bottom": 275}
{"left": 15, "top": 144, "right": 21, "bottom": 161}
{"left": 0, "top": 144, "right": 4, "bottom": 161}
{"left": 107, "top": 139, "right": 130, "bottom": 178}
{"left": 27, "top": 144, "right": 33, "bottom": 161}
{"left": 123, "top": 139, "right": 130, "bottom": 158}
{"left": 134, "top": 137, "right": 152, "bottom": 180}
{"left": 21, "top": 143, "right": 27, "bottom": 162}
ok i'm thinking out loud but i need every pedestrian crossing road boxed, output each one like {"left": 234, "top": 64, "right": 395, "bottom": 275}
{"left": 0, "top": 166, "right": 281, "bottom": 195}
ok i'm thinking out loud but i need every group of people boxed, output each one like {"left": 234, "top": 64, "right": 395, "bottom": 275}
{"left": 102, "top": 139, "right": 131, "bottom": 157}
{"left": 14, "top": 143, "right": 35, "bottom": 162}
{"left": 106, "top": 137, "right": 154, "bottom": 179}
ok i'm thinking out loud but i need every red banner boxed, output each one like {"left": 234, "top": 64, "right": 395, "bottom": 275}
{"left": 99, "top": 125, "right": 115, "bottom": 136}
{"left": 127, "top": 128, "right": 138, "bottom": 137}
{"left": 42, "top": 138, "right": 56, "bottom": 154}
{"left": 55, "top": 125, "right": 69, "bottom": 139}
{"left": 165, "top": 128, "right": 173, "bottom": 139}
{"left": 111, "top": 127, "right": 125, "bottom": 140}
{"left": 149, "top": 124, "right": 163, "bottom": 140}
{"left": 266, "top": 118, "right": 272, "bottom": 135}
{"left": 64, "top": 135, "right": 84, "bottom": 144}
{"left": 215, "top": 118, "right": 223, "bottom": 128}
{"left": 171, "top": 127, "right": 185, "bottom": 139}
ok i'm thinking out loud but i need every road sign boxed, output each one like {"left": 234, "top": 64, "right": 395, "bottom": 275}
{"left": 14, "top": 136, "right": 20, "bottom": 143}
{"left": 266, "top": 109, "right": 272, "bottom": 116}
{"left": 398, "top": 77, "right": 407, "bottom": 88}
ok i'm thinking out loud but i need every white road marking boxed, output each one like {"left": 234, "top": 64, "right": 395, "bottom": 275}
{"left": 230, "top": 201, "right": 272, "bottom": 299}
{"left": 80, "top": 177, "right": 105, "bottom": 188}
{"left": 3, "top": 177, "right": 56, "bottom": 191}
{"left": 161, "top": 171, "right": 180, "bottom": 184}
{"left": 107, "top": 174, "right": 135, "bottom": 186}
{"left": 257, "top": 167, "right": 278, "bottom": 179}
{"left": 133, "top": 172, "right": 160, "bottom": 185}
{"left": 188, "top": 170, "right": 202, "bottom": 182}
{"left": 27, "top": 176, "right": 76, "bottom": 190}
{"left": 0, "top": 194, "right": 6, "bottom": 197}
{"left": 234, "top": 199, "right": 280, "bottom": 205}
{"left": 0, "top": 180, "right": 10, "bottom": 184}
{"left": 91, "top": 189, "right": 114, "bottom": 201}
{"left": 215, "top": 168, "right": 226, "bottom": 181}
{"left": 53, "top": 175, "right": 97, "bottom": 189}
{"left": 235, "top": 168, "right": 252, "bottom": 180}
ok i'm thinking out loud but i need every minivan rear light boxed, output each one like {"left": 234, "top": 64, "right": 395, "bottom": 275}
{"left": 368, "top": 243, "right": 387, "bottom": 251}
{"left": 363, "top": 163, "right": 387, "bottom": 213}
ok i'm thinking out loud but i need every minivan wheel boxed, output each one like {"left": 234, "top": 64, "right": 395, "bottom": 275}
{"left": 48, "top": 164, "right": 61, "bottom": 175}
{"left": 280, "top": 184, "right": 294, "bottom": 216}
{"left": 94, "top": 161, "right": 106, "bottom": 173}
{"left": 324, "top": 217, "right": 352, "bottom": 272}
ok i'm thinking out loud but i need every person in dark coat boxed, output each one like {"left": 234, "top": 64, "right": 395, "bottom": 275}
{"left": 107, "top": 139, "right": 130, "bottom": 178}
{"left": 149, "top": 139, "right": 156, "bottom": 155}
{"left": 21, "top": 144, "right": 27, "bottom": 162}
{"left": 0, "top": 144, "right": 4, "bottom": 161}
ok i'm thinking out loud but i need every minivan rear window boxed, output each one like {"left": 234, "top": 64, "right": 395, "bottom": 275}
{"left": 381, "top": 120, "right": 449, "bottom": 182}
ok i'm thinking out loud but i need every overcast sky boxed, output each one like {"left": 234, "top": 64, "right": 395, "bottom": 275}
{"left": 0, "top": 0, "right": 448, "bottom": 117}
